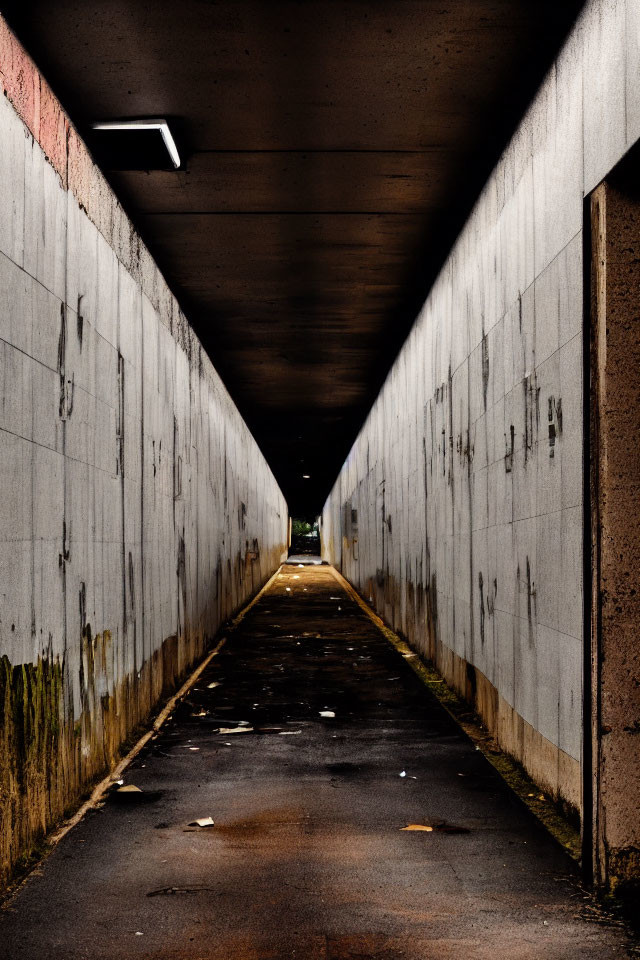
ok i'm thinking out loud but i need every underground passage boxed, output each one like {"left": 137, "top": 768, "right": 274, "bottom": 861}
{"left": 0, "top": 1, "right": 640, "bottom": 957}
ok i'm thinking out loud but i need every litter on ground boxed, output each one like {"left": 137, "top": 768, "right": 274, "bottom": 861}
{"left": 187, "top": 817, "right": 215, "bottom": 828}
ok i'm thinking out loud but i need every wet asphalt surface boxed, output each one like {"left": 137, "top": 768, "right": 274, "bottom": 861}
{"left": 0, "top": 564, "right": 632, "bottom": 959}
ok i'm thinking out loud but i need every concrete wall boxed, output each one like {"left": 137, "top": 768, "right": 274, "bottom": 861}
{"left": 0, "top": 18, "right": 288, "bottom": 885}
{"left": 322, "top": 0, "right": 640, "bottom": 826}
{"left": 589, "top": 175, "right": 640, "bottom": 892}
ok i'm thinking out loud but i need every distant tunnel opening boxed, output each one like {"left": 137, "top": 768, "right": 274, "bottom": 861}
{"left": 289, "top": 518, "right": 321, "bottom": 558}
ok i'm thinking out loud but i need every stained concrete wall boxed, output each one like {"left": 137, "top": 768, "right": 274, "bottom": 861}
{"left": 323, "top": 0, "right": 640, "bottom": 826}
{"left": 0, "top": 18, "right": 288, "bottom": 885}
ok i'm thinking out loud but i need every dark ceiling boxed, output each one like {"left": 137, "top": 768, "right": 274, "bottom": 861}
{"left": 3, "top": 1, "right": 584, "bottom": 516}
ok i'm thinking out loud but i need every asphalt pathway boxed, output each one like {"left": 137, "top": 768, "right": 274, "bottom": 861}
{"left": 0, "top": 565, "right": 631, "bottom": 959}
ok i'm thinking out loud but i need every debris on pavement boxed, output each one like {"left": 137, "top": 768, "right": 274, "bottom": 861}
{"left": 401, "top": 821, "right": 470, "bottom": 834}
{"left": 1, "top": 562, "right": 628, "bottom": 960}
{"left": 109, "top": 784, "right": 162, "bottom": 804}
{"left": 147, "top": 886, "right": 216, "bottom": 897}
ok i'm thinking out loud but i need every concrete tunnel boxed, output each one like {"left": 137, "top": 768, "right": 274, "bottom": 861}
{"left": 0, "top": 1, "right": 639, "bottom": 956}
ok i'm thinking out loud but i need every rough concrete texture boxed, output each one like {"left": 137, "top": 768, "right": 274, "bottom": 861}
{"left": 0, "top": 564, "right": 632, "bottom": 960}
{"left": 322, "top": 0, "right": 640, "bottom": 829}
{"left": 0, "top": 22, "right": 288, "bottom": 885}
{"left": 590, "top": 178, "right": 640, "bottom": 891}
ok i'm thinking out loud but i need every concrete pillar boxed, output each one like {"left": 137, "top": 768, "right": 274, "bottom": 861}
{"left": 589, "top": 169, "right": 640, "bottom": 894}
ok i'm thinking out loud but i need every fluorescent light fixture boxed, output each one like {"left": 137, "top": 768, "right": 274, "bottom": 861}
{"left": 302, "top": 474, "right": 311, "bottom": 479}
{"left": 91, "top": 119, "right": 180, "bottom": 168}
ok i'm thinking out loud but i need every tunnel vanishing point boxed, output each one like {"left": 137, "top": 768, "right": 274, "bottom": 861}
{"left": 0, "top": 1, "right": 639, "bottom": 956}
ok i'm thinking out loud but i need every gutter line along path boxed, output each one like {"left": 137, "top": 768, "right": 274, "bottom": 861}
{"left": 0, "top": 564, "right": 631, "bottom": 959}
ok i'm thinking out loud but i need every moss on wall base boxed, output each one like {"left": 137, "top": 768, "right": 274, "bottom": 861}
{"left": 0, "top": 626, "right": 209, "bottom": 889}
{"left": 0, "top": 653, "right": 67, "bottom": 887}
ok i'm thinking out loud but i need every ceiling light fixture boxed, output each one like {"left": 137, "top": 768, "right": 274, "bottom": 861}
{"left": 302, "top": 474, "right": 311, "bottom": 479}
{"left": 91, "top": 119, "right": 181, "bottom": 168}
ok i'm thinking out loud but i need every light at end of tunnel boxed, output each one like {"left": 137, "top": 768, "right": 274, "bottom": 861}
{"left": 91, "top": 119, "right": 181, "bottom": 168}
